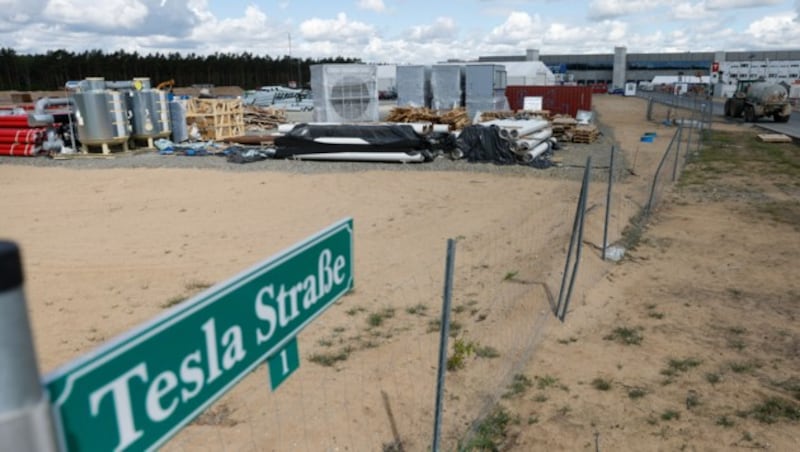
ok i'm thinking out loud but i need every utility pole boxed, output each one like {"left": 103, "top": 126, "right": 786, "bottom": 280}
{"left": 288, "top": 32, "right": 292, "bottom": 86}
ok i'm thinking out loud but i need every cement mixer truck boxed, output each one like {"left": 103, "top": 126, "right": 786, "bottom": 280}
{"left": 724, "top": 80, "right": 792, "bottom": 123}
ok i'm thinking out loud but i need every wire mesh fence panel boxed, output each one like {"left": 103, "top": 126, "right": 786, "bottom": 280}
{"left": 148, "top": 171, "right": 580, "bottom": 451}
{"left": 436, "top": 183, "right": 578, "bottom": 449}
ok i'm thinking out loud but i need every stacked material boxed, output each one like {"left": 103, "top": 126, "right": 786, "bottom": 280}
{"left": 186, "top": 98, "right": 244, "bottom": 140}
{"left": 455, "top": 118, "right": 555, "bottom": 166}
{"left": 244, "top": 106, "right": 287, "bottom": 131}
{"left": 0, "top": 113, "right": 53, "bottom": 156}
{"left": 573, "top": 125, "right": 600, "bottom": 143}
{"left": 480, "top": 110, "right": 552, "bottom": 122}
{"left": 551, "top": 116, "right": 578, "bottom": 142}
{"left": 273, "top": 123, "right": 437, "bottom": 163}
{"left": 386, "top": 107, "right": 470, "bottom": 130}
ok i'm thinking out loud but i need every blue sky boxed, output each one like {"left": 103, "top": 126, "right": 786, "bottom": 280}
{"left": 2, "top": 1, "right": 799, "bottom": 63}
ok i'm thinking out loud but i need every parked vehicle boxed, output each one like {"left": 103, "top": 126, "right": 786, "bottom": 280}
{"left": 724, "top": 79, "right": 792, "bottom": 123}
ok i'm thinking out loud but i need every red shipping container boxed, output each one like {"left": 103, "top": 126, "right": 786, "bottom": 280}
{"left": 505, "top": 86, "right": 594, "bottom": 117}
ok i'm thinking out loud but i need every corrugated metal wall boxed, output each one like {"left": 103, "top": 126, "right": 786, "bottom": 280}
{"left": 505, "top": 86, "right": 594, "bottom": 116}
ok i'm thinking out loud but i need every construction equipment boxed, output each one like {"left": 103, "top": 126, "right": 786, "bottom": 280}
{"left": 155, "top": 79, "right": 175, "bottom": 91}
{"left": 724, "top": 79, "right": 792, "bottom": 123}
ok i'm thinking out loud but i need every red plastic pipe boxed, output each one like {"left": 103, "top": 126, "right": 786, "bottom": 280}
{"left": 0, "top": 115, "right": 33, "bottom": 128}
{"left": 0, "top": 143, "right": 40, "bottom": 156}
{"left": 0, "top": 128, "right": 44, "bottom": 144}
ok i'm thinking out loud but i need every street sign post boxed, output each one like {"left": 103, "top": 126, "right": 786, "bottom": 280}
{"left": 44, "top": 218, "right": 353, "bottom": 452}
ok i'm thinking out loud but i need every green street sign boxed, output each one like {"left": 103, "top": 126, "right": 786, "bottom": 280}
{"left": 267, "top": 337, "right": 300, "bottom": 391}
{"left": 44, "top": 218, "right": 353, "bottom": 452}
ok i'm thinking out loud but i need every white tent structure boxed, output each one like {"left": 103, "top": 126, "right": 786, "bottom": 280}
{"left": 501, "top": 62, "right": 556, "bottom": 86}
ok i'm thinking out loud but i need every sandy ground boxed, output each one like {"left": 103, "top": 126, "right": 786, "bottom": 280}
{"left": 1, "top": 95, "right": 798, "bottom": 450}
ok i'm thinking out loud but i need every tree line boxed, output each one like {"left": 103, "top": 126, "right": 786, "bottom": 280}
{"left": 0, "top": 48, "right": 362, "bottom": 91}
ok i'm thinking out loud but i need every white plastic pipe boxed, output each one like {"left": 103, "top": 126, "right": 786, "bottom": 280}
{"left": 432, "top": 124, "right": 450, "bottom": 133}
{"left": 291, "top": 152, "right": 426, "bottom": 163}
{"left": 522, "top": 141, "right": 550, "bottom": 162}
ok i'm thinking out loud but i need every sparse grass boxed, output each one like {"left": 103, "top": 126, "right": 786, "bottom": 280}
{"left": 193, "top": 403, "right": 238, "bottom": 427}
{"left": 427, "top": 318, "right": 441, "bottom": 332}
{"left": 604, "top": 326, "right": 644, "bottom": 345}
{"left": 661, "top": 357, "right": 702, "bottom": 378}
{"left": 729, "top": 360, "right": 761, "bottom": 374}
{"left": 346, "top": 306, "right": 366, "bottom": 316}
{"left": 308, "top": 346, "right": 352, "bottom": 367}
{"left": 748, "top": 397, "right": 800, "bottom": 424}
{"left": 503, "top": 271, "right": 519, "bottom": 281}
{"left": 772, "top": 377, "right": 800, "bottom": 400}
{"left": 591, "top": 378, "right": 612, "bottom": 391}
{"left": 728, "top": 338, "right": 747, "bottom": 351}
{"left": 317, "top": 338, "right": 334, "bottom": 347}
{"left": 453, "top": 304, "right": 467, "bottom": 314}
{"left": 475, "top": 345, "right": 500, "bottom": 359}
{"left": 759, "top": 200, "right": 800, "bottom": 230}
{"left": 557, "top": 337, "right": 578, "bottom": 345}
{"left": 706, "top": 373, "right": 721, "bottom": 385}
{"left": 367, "top": 307, "right": 395, "bottom": 328}
{"left": 660, "top": 410, "right": 680, "bottom": 421}
{"left": 185, "top": 280, "right": 212, "bottom": 291}
{"left": 648, "top": 311, "right": 665, "bottom": 319}
{"left": 405, "top": 303, "right": 428, "bottom": 315}
{"left": 535, "top": 375, "right": 560, "bottom": 391}
{"left": 619, "top": 209, "right": 648, "bottom": 251}
{"left": 716, "top": 415, "right": 735, "bottom": 428}
{"left": 460, "top": 406, "right": 514, "bottom": 451}
{"left": 628, "top": 387, "right": 647, "bottom": 399}
{"left": 533, "top": 394, "right": 548, "bottom": 403}
{"left": 332, "top": 326, "right": 346, "bottom": 334}
{"left": 503, "top": 374, "right": 533, "bottom": 399}
{"left": 161, "top": 295, "right": 186, "bottom": 308}
{"left": 447, "top": 338, "right": 476, "bottom": 371}
{"left": 686, "top": 391, "right": 700, "bottom": 409}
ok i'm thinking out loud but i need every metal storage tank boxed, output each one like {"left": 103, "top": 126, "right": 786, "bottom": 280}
{"left": 396, "top": 65, "right": 431, "bottom": 108}
{"left": 169, "top": 99, "right": 189, "bottom": 142}
{"left": 128, "top": 77, "right": 171, "bottom": 145}
{"left": 431, "top": 65, "right": 464, "bottom": 110}
{"left": 71, "top": 77, "right": 130, "bottom": 152}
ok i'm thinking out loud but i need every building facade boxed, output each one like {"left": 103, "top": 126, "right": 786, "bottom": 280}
{"left": 478, "top": 48, "right": 800, "bottom": 91}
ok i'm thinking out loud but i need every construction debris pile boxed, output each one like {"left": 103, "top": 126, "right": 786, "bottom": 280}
{"left": 186, "top": 98, "right": 245, "bottom": 141}
{"left": 386, "top": 107, "right": 470, "bottom": 131}
{"left": 244, "top": 106, "right": 287, "bottom": 131}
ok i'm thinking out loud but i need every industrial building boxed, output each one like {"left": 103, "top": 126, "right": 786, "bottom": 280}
{"left": 478, "top": 47, "right": 800, "bottom": 95}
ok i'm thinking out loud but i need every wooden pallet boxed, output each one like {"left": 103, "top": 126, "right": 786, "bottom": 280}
{"left": 186, "top": 98, "right": 245, "bottom": 140}
{"left": 80, "top": 140, "right": 129, "bottom": 155}
{"left": 572, "top": 125, "right": 600, "bottom": 144}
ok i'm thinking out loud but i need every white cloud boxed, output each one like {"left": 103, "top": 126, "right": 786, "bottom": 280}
{"left": 746, "top": 12, "right": 800, "bottom": 46}
{"left": 299, "top": 12, "right": 376, "bottom": 44}
{"left": 706, "top": 0, "right": 783, "bottom": 9}
{"left": 357, "top": 0, "right": 386, "bottom": 13}
{"left": 43, "top": 0, "right": 149, "bottom": 30}
{"left": 407, "top": 17, "right": 457, "bottom": 42}
{"left": 588, "top": 0, "right": 665, "bottom": 20}
{"left": 671, "top": 2, "right": 713, "bottom": 20}
{"left": 486, "top": 11, "right": 543, "bottom": 44}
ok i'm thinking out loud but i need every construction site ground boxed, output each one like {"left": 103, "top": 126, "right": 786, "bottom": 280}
{"left": 1, "top": 95, "right": 798, "bottom": 450}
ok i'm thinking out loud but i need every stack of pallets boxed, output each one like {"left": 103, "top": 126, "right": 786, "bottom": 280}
{"left": 186, "top": 98, "right": 245, "bottom": 140}
{"left": 551, "top": 116, "right": 577, "bottom": 142}
{"left": 572, "top": 125, "right": 600, "bottom": 144}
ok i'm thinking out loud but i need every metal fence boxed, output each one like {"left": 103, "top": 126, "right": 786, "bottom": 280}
{"left": 599, "top": 93, "right": 713, "bottom": 262}
{"left": 1, "top": 95, "right": 710, "bottom": 452}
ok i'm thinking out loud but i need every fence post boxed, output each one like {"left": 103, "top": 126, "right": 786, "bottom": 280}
{"left": 0, "top": 241, "right": 59, "bottom": 452}
{"left": 432, "top": 239, "right": 456, "bottom": 452}
{"left": 646, "top": 127, "right": 680, "bottom": 215}
{"left": 602, "top": 146, "right": 615, "bottom": 260}
{"left": 672, "top": 123, "right": 684, "bottom": 182}
{"left": 558, "top": 156, "right": 591, "bottom": 322}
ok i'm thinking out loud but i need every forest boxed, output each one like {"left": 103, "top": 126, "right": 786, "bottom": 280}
{"left": 0, "top": 48, "right": 361, "bottom": 91}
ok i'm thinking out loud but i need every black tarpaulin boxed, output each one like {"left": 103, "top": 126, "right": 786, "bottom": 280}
{"left": 274, "top": 124, "right": 429, "bottom": 157}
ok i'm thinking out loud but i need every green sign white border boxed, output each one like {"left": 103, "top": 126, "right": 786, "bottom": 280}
{"left": 43, "top": 217, "right": 354, "bottom": 452}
